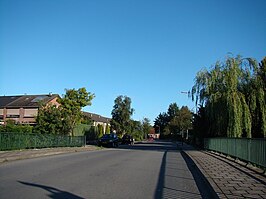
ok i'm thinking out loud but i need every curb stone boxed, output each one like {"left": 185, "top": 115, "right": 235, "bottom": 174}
{"left": 0, "top": 145, "right": 99, "bottom": 164}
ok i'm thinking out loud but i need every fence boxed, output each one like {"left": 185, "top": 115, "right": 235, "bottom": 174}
{"left": 0, "top": 132, "right": 85, "bottom": 151}
{"left": 204, "top": 138, "right": 266, "bottom": 169}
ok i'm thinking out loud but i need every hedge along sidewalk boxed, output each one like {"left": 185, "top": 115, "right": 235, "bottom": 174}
{"left": 0, "top": 132, "right": 86, "bottom": 151}
{"left": 0, "top": 145, "right": 99, "bottom": 163}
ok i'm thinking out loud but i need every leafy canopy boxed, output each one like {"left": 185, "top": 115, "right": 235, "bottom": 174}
{"left": 111, "top": 95, "right": 134, "bottom": 135}
{"left": 191, "top": 55, "right": 265, "bottom": 138}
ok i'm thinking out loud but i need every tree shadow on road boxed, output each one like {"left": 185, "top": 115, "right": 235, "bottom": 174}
{"left": 154, "top": 149, "right": 219, "bottom": 199}
{"left": 181, "top": 151, "right": 219, "bottom": 199}
{"left": 18, "top": 181, "right": 84, "bottom": 199}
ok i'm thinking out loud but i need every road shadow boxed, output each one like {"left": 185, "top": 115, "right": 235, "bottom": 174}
{"left": 154, "top": 151, "right": 167, "bottom": 199}
{"left": 118, "top": 140, "right": 176, "bottom": 152}
{"left": 180, "top": 151, "right": 219, "bottom": 199}
{"left": 154, "top": 146, "right": 219, "bottom": 199}
{"left": 18, "top": 181, "right": 84, "bottom": 199}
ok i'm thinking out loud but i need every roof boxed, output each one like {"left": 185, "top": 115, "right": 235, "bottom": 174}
{"left": 83, "top": 111, "right": 111, "bottom": 124}
{"left": 0, "top": 94, "right": 59, "bottom": 108}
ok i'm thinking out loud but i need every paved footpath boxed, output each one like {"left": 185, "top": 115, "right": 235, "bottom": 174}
{"left": 179, "top": 142, "right": 266, "bottom": 199}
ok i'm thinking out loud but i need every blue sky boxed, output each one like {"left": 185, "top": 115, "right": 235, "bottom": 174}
{"left": 1, "top": 0, "right": 266, "bottom": 122}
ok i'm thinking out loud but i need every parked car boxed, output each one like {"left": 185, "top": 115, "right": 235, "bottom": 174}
{"left": 122, "top": 134, "right": 134, "bottom": 145}
{"left": 98, "top": 134, "right": 119, "bottom": 147}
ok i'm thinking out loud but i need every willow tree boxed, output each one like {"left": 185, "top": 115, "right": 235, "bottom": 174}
{"left": 191, "top": 55, "right": 262, "bottom": 138}
{"left": 241, "top": 57, "right": 266, "bottom": 137}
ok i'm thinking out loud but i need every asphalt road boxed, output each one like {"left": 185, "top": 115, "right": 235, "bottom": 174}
{"left": 0, "top": 141, "right": 216, "bottom": 199}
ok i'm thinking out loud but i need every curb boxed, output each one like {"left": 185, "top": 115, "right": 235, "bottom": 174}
{"left": 0, "top": 145, "right": 99, "bottom": 164}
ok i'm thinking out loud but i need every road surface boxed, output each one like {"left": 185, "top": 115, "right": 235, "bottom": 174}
{"left": 0, "top": 141, "right": 216, "bottom": 199}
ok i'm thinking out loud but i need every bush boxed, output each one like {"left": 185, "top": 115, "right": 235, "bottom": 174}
{"left": 85, "top": 126, "right": 98, "bottom": 141}
{"left": 132, "top": 131, "right": 143, "bottom": 141}
{"left": 73, "top": 124, "right": 92, "bottom": 136}
{"left": 0, "top": 121, "right": 33, "bottom": 133}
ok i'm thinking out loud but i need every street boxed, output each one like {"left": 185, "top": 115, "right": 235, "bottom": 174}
{"left": 0, "top": 141, "right": 216, "bottom": 199}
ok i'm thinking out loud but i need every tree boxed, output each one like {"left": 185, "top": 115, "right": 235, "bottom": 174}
{"left": 97, "top": 124, "right": 104, "bottom": 138}
{"left": 154, "top": 112, "right": 169, "bottom": 138}
{"left": 81, "top": 113, "right": 93, "bottom": 125}
{"left": 105, "top": 124, "right": 111, "bottom": 134}
{"left": 111, "top": 95, "right": 134, "bottom": 136}
{"left": 166, "top": 103, "right": 181, "bottom": 137}
{"left": 166, "top": 105, "right": 193, "bottom": 138}
{"left": 167, "top": 103, "right": 179, "bottom": 121}
{"left": 58, "top": 87, "right": 95, "bottom": 136}
{"left": 34, "top": 104, "right": 68, "bottom": 134}
{"left": 130, "top": 120, "right": 143, "bottom": 140}
{"left": 142, "top": 118, "right": 152, "bottom": 139}
{"left": 191, "top": 55, "right": 265, "bottom": 138}
{"left": 192, "top": 105, "right": 209, "bottom": 147}
{"left": 241, "top": 57, "right": 266, "bottom": 137}
{"left": 176, "top": 106, "right": 193, "bottom": 132}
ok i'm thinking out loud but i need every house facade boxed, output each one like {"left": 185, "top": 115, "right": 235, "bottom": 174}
{"left": 0, "top": 94, "right": 60, "bottom": 125}
{"left": 0, "top": 94, "right": 111, "bottom": 133}
{"left": 148, "top": 128, "right": 160, "bottom": 139}
{"left": 82, "top": 112, "right": 111, "bottom": 134}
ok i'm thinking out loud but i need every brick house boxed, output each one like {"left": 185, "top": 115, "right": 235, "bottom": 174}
{"left": 82, "top": 112, "right": 111, "bottom": 134}
{"left": 0, "top": 94, "right": 60, "bottom": 125}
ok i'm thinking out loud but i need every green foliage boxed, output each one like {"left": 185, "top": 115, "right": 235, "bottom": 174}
{"left": 73, "top": 124, "right": 92, "bottom": 136}
{"left": 154, "top": 104, "right": 193, "bottom": 139}
{"left": 192, "top": 105, "right": 209, "bottom": 147}
{"left": 142, "top": 118, "right": 152, "bottom": 139}
{"left": 34, "top": 87, "right": 94, "bottom": 136}
{"left": 97, "top": 124, "right": 104, "bottom": 138}
{"left": 105, "top": 124, "right": 110, "bottom": 134}
{"left": 167, "top": 103, "right": 180, "bottom": 121}
{"left": 56, "top": 87, "right": 95, "bottom": 136}
{"left": 0, "top": 133, "right": 84, "bottom": 151}
{"left": 85, "top": 126, "right": 98, "bottom": 140}
{"left": 132, "top": 130, "right": 143, "bottom": 141}
{"left": 111, "top": 95, "right": 134, "bottom": 136}
{"left": 192, "top": 55, "right": 265, "bottom": 138}
{"left": 81, "top": 113, "right": 93, "bottom": 125}
{"left": 0, "top": 120, "right": 33, "bottom": 133}
{"left": 154, "top": 112, "right": 169, "bottom": 138}
{"left": 34, "top": 104, "right": 68, "bottom": 135}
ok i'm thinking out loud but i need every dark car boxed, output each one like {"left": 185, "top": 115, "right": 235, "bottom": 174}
{"left": 98, "top": 134, "right": 119, "bottom": 147}
{"left": 122, "top": 134, "right": 134, "bottom": 145}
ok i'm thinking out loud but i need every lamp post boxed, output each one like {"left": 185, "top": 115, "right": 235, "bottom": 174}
{"left": 181, "top": 91, "right": 189, "bottom": 141}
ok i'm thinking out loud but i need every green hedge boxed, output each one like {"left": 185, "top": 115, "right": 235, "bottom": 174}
{"left": 73, "top": 124, "right": 92, "bottom": 136}
{"left": 0, "top": 133, "right": 85, "bottom": 151}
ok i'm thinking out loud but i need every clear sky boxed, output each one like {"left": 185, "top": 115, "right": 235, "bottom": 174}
{"left": 0, "top": 0, "right": 265, "bottom": 122}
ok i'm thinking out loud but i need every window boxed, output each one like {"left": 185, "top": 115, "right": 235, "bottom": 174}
{"left": 31, "top": 96, "right": 47, "bottom": 102}
{"left": 6, "top": 115, "right": 19, "bottom": 118}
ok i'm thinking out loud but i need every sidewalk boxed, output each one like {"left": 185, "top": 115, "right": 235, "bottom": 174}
{"left": 178, "top": 142, "right": 266, "bottom": 199}
{"left": 0, "top": 145, "right": 99, "bottom": 163}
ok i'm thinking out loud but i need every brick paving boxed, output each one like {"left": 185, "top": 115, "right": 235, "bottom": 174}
{"left": 180, "top": 142, "right": 266, "bottom": 199}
